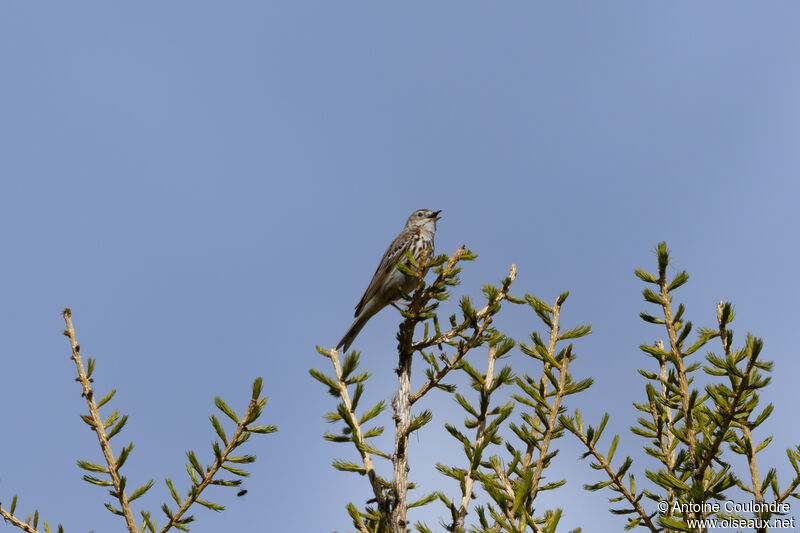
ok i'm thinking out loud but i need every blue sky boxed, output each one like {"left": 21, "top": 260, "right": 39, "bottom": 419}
{"left": 1, "top": 2, "right": 799, "bottom": 532}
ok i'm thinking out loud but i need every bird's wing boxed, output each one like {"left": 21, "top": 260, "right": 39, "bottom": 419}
{"left": 354, "top": 227, "right": 415, "bottom": 317}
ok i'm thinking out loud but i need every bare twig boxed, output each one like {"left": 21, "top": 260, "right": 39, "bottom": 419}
{"left": 62, "top": 308, "right": 138, "bottom": 533}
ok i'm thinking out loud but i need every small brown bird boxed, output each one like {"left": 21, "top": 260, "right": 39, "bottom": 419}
{"left": 337, "top": 209, "right": 442, "bottom": 352}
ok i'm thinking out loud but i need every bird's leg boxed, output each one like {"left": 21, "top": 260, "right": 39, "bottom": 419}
{"left": 391, "top": 301, "right": 411, "bottom": 311}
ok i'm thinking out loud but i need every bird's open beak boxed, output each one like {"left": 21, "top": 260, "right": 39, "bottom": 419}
{"left": 430, "top": 210, "right": 442, "bottom": 221}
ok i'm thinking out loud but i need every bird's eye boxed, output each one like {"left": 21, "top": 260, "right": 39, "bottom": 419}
{"left": 417, "top": 212, "right": 423, "bottom": 217}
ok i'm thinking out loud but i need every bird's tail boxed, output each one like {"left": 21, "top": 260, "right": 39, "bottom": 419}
{"left": 336, "top": 313, "right": 370, "bottom": 353}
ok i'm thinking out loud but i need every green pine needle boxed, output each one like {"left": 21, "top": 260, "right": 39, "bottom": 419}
{"left": 214, "top": 397, "right": 239, "bottom": 423}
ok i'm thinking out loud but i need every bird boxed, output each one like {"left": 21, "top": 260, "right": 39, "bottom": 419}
{"left": 337, "top": 209, "right": 442, "bottom": 352}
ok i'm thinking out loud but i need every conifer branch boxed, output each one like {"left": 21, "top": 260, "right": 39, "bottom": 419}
{"left": 776, "top": 463, "right": 800, "bottom": 504}
{"left": 392, "top": 249, "right": 513, "bottom": 532}
{"left": 569, "top": 427, "right": 658, "bottom": 532}
{"left": 526, "top": 299, "right": 566, "bottom": 507}
{"left": 479, "top": 292, "right": 591, "bottom": 532}
{"left": 323, "top": 346, "right": 385, "bottom": 509}
{"left": 409, "top": 320, "right": 489, "bottom": 406}
{"left": 0, "top": 505, "right": 43, "bottom": 533}
{"left": 1, "top": 495, "right": 62, "bottom": 533}
{"left": 740, "top": 426, "right": 764, "bottom": 504}
{"left": 630, "top": 244, "right": 785, "bottom": 530}
{"left": 412, "top": 261, "right": 516, "bottom": 351}
{"left": 410, "top": 264, "right": 516, "bottom": 405}
{"left": 62, "top": 308, "right": 139, "bottom": 533}
{"left": 157, "top": 387, "right": 271, "bottom": 533}
{"left": 489, "top": 462, "right": 528, "bottom": 531}
{"left": 517, "top": 298, "right": 561, "bottom": 476}
{"left": 391, "top": 248, "right": 432, "bottom": 533}
{"left": 655, "top": 253, "right": 700, "bottom": 489}
{"left": 452, "top": 345, "right": 499, "bottom": 532}
{"left": 739, "top": 423, "right": 771, "bottom": 533}
{"left": 505, "top": 296, "right": 562, "bottom": 500}
{"left": 696, "top": 303, "right": 757, "bottom": 479}
{"left": 3, "top": 311, "right": 273, "bottom": 533}
{"left": 391, "top": 354, "right": 412, "bottom": 532}
{"left": 651, "top": 340, "right": 676, "bottom": 516}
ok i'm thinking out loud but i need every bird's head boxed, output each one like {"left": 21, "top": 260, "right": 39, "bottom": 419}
{"left": 406, "top": 209, "right": 442, "bottom": 231}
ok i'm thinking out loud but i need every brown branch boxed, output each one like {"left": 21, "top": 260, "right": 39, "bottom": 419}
{"left": 410, "top": 318, "right": 492, "bottom": 406}
{"left": 527, "top": 299, "right": 567, "bottom": 507}
{"left": 777, "top": 473, "right": 800, "bottom": 504}
{"left": 520, "top": 295, "right": 561, "bottom": 475}
{"left": 158, "top": 394, "right": 262, "bottom": 533}
{"left": 453, "top": 345, "right": 498, "bottom": 532}
{"left": 739, "top": 425, "right": 768, "bottom": 533}
{"left": 572, "top": 429, "right": 659, "bottom": 532}
{"left": 490, "top": 461, "right": 539, "bottom": 533}
{"left": 697, "top": 304, "right": 756, "bottom": 478}
{"left": 410, "top": 264, "right": 517, "bottom": 405}
{"left": 412, "top": 259, "right": 516, "bottom": 350}
{"left": 62, "top": 308, "right": 138, "bottom": 533}
{"left": 0, "top": 508, "right": 43, "bottom": 533}
{"left": 325, "top": 347, "right": 385, "bottom": 508}
{"left": 390, "top": 346, "right": 413, "bottom": 533}
{"left": 400, "top": 254, "right": 515, "bottom": 532}
{"left": 741, "top": 426, "right": 764, "bottom": 502}
{"left": 496, "top": 294, "right": 571, "bottom": 531}
{"left": 431, "top": 246, "right": 465, "bottom": 291}
{"left": 657, "top": 269, "right": 700, "bottom": 489}
{"left": 389, "top": 249, "right": 432, "bottom": 533}
{"left": 528, "top": 336, "right": 570, "bottom": 507}
{"left": 651, "top": 340, "right": 676, "bottom": 516}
